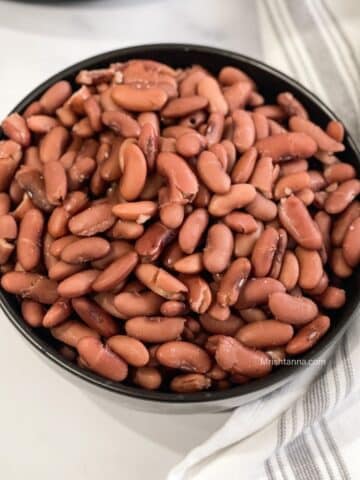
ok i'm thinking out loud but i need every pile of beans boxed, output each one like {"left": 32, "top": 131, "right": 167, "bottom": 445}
{"left": 0, "top": 58, "right": 359, "bottom": 394}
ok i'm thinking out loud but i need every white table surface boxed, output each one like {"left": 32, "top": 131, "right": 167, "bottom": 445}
{"left": 0, "top": 1, "right": 262, "bottom": 478}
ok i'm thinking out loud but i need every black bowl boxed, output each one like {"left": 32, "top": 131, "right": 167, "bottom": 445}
{"left": 1, "top": 44, "right": 359, "bottom": 413}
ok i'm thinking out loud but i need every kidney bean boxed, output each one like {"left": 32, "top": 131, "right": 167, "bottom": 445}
{"left": 342, "top": 217, "right": 360, "bottom": 267}
{"left": 232, "top": 110, "right": 255, "bottom": 152}
{"left": 23, "top": 101, "right": 43, "bottom": 118}
{"left": 92, "top": 251, "right": 138, "bottom": 292}
{"left": 92, "top": 293, "right": 122, "bottom": 319}
{"left": 160, "top": 300, "right": 187, "bottom": 317}
{"left": 224, "top": 81, "right": 252, "bottom": 112}
{"left": 42, "top": 160, "right": 68, "bottom": 206}
{"left": 279, "top": 159, "right": 308, "bottom": 177}
{"left": 331, "top": 201, "right": 360, "bottom": 246}
{"left": 234, "top": 221, "right": 263, "bottom": 257}
{"left": 277, "top": 92, "right": 308, "bottom": 118}
{"left": 223, "top": 212, "right": 257, "bottom": 234}
{"left": 114, "top": 291, "right": 162, "bottom": 318}
{"left": 209, "top": 184, "right": 256, "bottom": 217}
{"left": 2, "top": 113, "right": 31, "bottom": 147}
{"left": 134, "top": 367, "right": 162, "bottom": 390}
{"left": 71, "top": 296, "right": 118, "bottom": 337}
{"left": 318, "top": 287, "right": 346, "bottom": 309}
{"left": 162, "top": 96, "right": 208, "bottom": 118}
{"left": 105, "top": 335, "right": 149, "bottom": 368}
{"left": 102, "top": 111, "right": 140, "bottom": 138}
{"left": 40, "top": 81, "right": 72, "bottom": 113}
{"left": 0, "top": 239, "right": 13, "bottom": 264}
{"left": 178, "top": 208, "right": 208, "bottom": 255}
{"left": 286, "top": 315, "right": 330, "bottom": 355}
{"left": 324, "top": 179, "right": 360, "bottom": 214}
{"left": 173, "top": 253, "right": 203, "bottom": 274}
{"left": 17, "top": 209, "right": 44, "bottom": 271}
{"left": 51, "top": 320, "right": 99, "bottom": 348}
{"left": 1, "top": 272, "right": 58, "bottom": 304}
{"left": 236, "top": 320, "right": 294, "bottom": 348}
{"left": 330, "top": 248, "right": 352, "bottom": 278}
{"left": 39, "top": 126, "right": 69, "bottom": 164}
{"left": 135, "top": 264, "right": 187, "bottom": 300}
{"left": 0, "top": 214, "right": 17, "bottom": 240}
{"left": 279, "top": 195, "right": 322, "bottom": 249}
{"left": 207, "top": 299, "right": 230, "bottom": 321}
{"left": 289, "top": 116, "right": 344, "bottom": 153}
{"left": 306, "top": 272, "right": 329, "bottom": 296}
{"left": 324, "top": 163, "right": 356, "bottom": 184}
{"left": 268, "top": 292, "right": 318, "bottom": 325}
{"left": 251, "top": 227, "right": 279, "bottom": 277}
{"left": 16, "top": 167, "right": 53, "bottom": 212}
{"left": 111, "top": 84, "right": 168, "bottom": 112}
{"left": 57, "top": 269, "right": 99, "bottom": 298}
{"left": 170, "top": 373, "right": 211, "bottom": 393}
{"left": 0, "top": 157, "right": 19, "bottom": 193}
{"left": 236, "top": 278, "right": 285, "bottom": 309}
{"left": 197, "top": 150, "right": 231, "bottom": 194}
{"left": 238, "top": 308, "right": 267, "bottom": 323}
{"left": 0, "top": 193, "right": 10, "bottom": 216}
{"left": 215, "top": 336, "right": 272, "bottom": 378}
{"left": 175, "top": 132, "right": 203, "bottom": 158}
{"left": 48, "top": 260, "right": 84, "bottom": 282}
{"left": 42, "top": 298, "right": 72, "bottom": 328}
{"left": 69, "top": 203, "right": 115, "bottom": 236}
{"left": 156, "top": 341, "right": 211, "bottom": 373}
{"left": 254, "top": 105, "right": 286, "bottom": 121}
{"left": 245, "top": 192, "right": 278, "bottom": 222}
{"left": 251, "top": 112, "right": 269, "bottom": 141}
{"left": 198, "top": 76, "right": 228, "bottom": 115}
{"left": 157, "top": 152, "right": 199, "bottom": 203}
{"left": 202, "top": 113, "right": 224, "bottom": 147}
{"left": 59, "top": 237, "right": 109, "bottom": 264}
{"left": 278, "top": 250, "right": 299, "bottom": 291}
{"left": 295, "top": 247, "right": 323, "bottom": 290}
{"left": 219, "top": 66, "right": 255, "bottom": 88}
{"left": 231, "top": 147, "right": 257, "bottom": 183}
{"left": 181, "top": 110, "right": 207, "bottom": 129}
{"left": 135, "top": 222, "right": 175, "bottom": 262}
{"left": 77, "top": 337, "right": 128, "bottom": 381}
{"left": 119, "top": 143, "right": 147, "bottom": 201}
{"left": 250, "top": 156, "right": 274, "bottom": 198}
{"left": 112, "top": 201, "right": 157, "bottom": 224}
{"left": 269, "top": 228, "right": 287, "bottom": 278}
{"left": 125, "top": 316, "right": 185, "bottom": 343}
{"left": 256, "top": 132, "right": 317, "bottom": 161}
{"left": 137, "top": 122, "right": 159, "bottom": 171}
{"left": 181, "top": 275, "right": 212, "bottom": 314}
{"left": 159, "top": 198, "right": 184, "bottom": 229}
{"left": 203, "top": 224, "right": 233, "bottom": 273}
{"left": 21, "top": 300, "right": 45, "bottom": 327}
{"left": 199, "top": 313, "right": 242, "bottom": 336}
{"left": 274, "top": 171, "right": 310, "bottom": 199}
{"left": 326, "top": 120, "right": 344, "bottom": 143}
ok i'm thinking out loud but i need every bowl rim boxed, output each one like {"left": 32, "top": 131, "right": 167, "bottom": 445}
{"left": 2, "top": 42, "right": 360, "bottom": 404}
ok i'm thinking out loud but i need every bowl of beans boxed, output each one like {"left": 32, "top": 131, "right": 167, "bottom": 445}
{"left": 1, "top": 44, "right": 359, "bottom": 413}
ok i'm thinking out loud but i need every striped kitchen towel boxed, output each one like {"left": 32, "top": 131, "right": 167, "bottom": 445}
{"left": 168, "top": 1, "right": 360, "bottom": 479}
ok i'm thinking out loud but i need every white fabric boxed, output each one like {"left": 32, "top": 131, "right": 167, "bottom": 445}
{"left": 168, "top": 1, "right": 360, "bottom": 479}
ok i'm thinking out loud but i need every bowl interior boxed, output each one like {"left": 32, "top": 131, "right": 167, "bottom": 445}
{"left": 1, "top": 44, "right": 360, "bottom": 404}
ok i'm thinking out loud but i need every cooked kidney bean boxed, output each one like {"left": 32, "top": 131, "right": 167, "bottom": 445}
{"left": 1, "top": 58, "right": 359, "bottom": 393}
